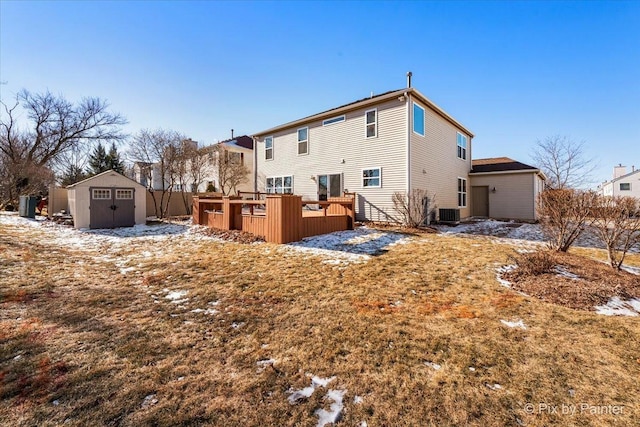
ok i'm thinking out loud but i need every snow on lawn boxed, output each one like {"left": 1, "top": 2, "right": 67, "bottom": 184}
{"left": 435, "top": 219, "right": 640, "bottom": 253}
{"left": 500, "top": 319, "right": 527, "bottom": 329}
{"left": 282, "top": 227, "right": 413, "bottom": 264}
{"left": 164, "top": 289, "right": 188, "bottom": 304}
{"left": 288, "top": 376, "right": 336, "bottom": 404}
{"left": 496, "top": 265, "right": 517, "bottom": 288}
{"left": 315, "top": 389, "right": 346, "bottom": 427}
{"left": 595, "top": 297, "right": 640, "bottom": 317}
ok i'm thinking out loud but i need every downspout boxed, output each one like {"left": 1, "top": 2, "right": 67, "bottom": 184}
{"left": 406, "top": 91, "right": 411, "bottom": 194}
{"left": 252, "top": 136, "right": 258, "bottom": 195}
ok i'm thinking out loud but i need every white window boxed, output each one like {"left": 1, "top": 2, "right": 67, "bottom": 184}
{"left": 297, "top": 127, "right": 308, "bottom": 155}
{"left": 457, "top": 132, "right": 467, "bottom": 160}
{"left": 266, "top": 176, "right": 293, "bottom": 194}
{"left": 116, "top": 189, "right": 134, "bottom": 199}
{"left": 92, "top": 189, "right": 111, "bottom": 200}
{"left": 457, "top": 178, "right": 467, "bottom": 207}
{"left": 322, "top": 115, "right": 345, "bottom": 126}
{"left": 362, "top": 168, "right": 381, "bottom": 188}
{"left": 365, "top": 109, "right": 377, "bottom": 138}
{"left": 413, "top": 103, "right": 425, "bottom": 136}
{"left": 620, "top": 182, "right": 631, "bottom": 191}
{"left": 265, "top": 136, "right": 273, "bottom": 160}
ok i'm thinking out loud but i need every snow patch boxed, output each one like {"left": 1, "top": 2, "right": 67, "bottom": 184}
{"left": 595, "top": 297, "right": 640, "bottom": 317}
{"left": 554, "top": 266, "right": 581, "bottom": 280}
{"left": 256, "top": 359, "right": 276, "bottom": 373}
{"left": 315, "top": 389, "right": 346, "bottom": 427}
{"left": 424, "top": 361, "right": 441, "bottom": 370}
{"left": 165, "top": 290, "right": 188, "bottom": 304}
{"left": 141, "top": 394, "right": 158, "bottom": 408}
{"left": 500, "top": 319, "right": 527, "bottom": 330}
{"left": 282, "top": 227, "right": 413, "bottom": 265}
{"left": 485, "top": 383, "right": 502, "bottom": 391}
{"left": 288, "top": 376, "right": 336, "bottom": 404}
{"left": 496, "top": 265, "right": 517, "bottom": 288}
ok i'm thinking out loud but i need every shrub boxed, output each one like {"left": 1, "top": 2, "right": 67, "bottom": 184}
{"left": 510, "top": 250, "right": 556, "bottom": 276}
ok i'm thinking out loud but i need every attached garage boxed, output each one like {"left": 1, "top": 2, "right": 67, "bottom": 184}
{"left": 67, "top": 170, "right": 146, "bottom": 229}
{"left": 469, "top": 157, "right": 546, "bottom": 222}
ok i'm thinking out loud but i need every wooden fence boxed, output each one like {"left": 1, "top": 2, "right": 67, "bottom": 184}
{"left": 192, "top": 194, "right": 355, "bottom": 244}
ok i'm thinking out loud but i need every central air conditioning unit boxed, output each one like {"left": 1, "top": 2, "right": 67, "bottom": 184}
{"left": 439, "top": 208, "right": 460, "bottom": 224}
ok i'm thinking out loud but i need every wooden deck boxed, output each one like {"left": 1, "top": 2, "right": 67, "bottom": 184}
{"left": 192, "top": 194, "right": 356, "bottom": 244}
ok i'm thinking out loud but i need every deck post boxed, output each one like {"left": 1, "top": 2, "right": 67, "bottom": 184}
{"left": 221, "top": 196, "right": 232, "bottom": 230}
{"left": 265, "top": 194, "right": 302, "bottom": 244}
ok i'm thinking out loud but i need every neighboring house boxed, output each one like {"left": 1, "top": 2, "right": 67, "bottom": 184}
{"left": 469, "top": 157, "right": 546, "bottom": 222}
{"left": 598, "top": 164, "right": 640, "bottom": 199}
{"left": 67, "top": 170, "right": 146, "bottom": 229}
{"left": 195, "top": 135, "right": 254, "bottom": 194}
{"left": 132, "top": 136, "right": 254, "bottom": 196}
{"left": 252, "top": 84, "right": 474, "bottom": 222}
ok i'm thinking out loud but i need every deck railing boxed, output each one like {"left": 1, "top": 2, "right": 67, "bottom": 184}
{"left": 192, "top": 194, "right": 355, "bottom": 243}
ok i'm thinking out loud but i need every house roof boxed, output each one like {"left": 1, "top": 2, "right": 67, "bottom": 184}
{"left": 66, "top": 169, "right": 145, "bottom": 189}
{"left": 470, "top": 157, "right": 541, "bottom": 174}
{"left": 252, "top": 87, "right": 473, "bottom": 138}
{"left": 219, "top": 135, "right": 253, "bottom": 150}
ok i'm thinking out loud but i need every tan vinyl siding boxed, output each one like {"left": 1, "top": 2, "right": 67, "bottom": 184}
{"left": 256, "top": 98, "right": 407, "bottom": 221}
{"left": 409, "top": 98, "right": 472, "bottom": 219}
{"left": 469, "top": 172, "right": 537, "bottom": 221}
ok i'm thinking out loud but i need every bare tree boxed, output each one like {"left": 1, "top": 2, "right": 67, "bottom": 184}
{"left": 128, "top": 129, "right": 185, "bottom": 219}
{"left": 538, "top": 188, "right": 598, "bottom": 252}
{"left": 0, "top": 90, "right": 126, "bottom": 207}
{"left": 174, "top": 140, "right": 210, "bottom": 214}
{"left": 592, "top": 196, "right": 640, "bottom": 270}
{"left": 532, "top": 135, "right": 596, "bottom": 189}
{"left": 392, "top": 189, "right": 436, "bottom": 227}
{"left": 213, "top": 145, "right": 249, "bottom": 195}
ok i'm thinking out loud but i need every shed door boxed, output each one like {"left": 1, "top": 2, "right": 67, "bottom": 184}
{"left": 90, "top": 187, "right": 135, "bottom": 229}
{"left": 471, "top": 186, "right": 489, "bottom": 217}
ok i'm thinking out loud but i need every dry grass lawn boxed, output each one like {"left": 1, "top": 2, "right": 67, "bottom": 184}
{"left": 1, "top": 217, "right": 639, "bottom": 426}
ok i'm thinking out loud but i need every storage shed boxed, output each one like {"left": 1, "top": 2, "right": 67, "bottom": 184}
{"left": 469, "top": 157, "right": 546, "bottom": 222}
{"left": 67, "top": 170, "right": 146, "bottom": 229}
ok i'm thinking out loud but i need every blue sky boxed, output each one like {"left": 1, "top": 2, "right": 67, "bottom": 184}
{"left": 1, "top": 1, "right": 638, "bottom": 185}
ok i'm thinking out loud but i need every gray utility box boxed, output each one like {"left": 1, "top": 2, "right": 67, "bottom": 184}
{"left": 19, "top": 195, "right": 38, "bottom": 219}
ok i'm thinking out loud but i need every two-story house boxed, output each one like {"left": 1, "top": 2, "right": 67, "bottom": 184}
{"left": 599, "top": 164, "right": 640, "bottom": 199}
{"left": 252, "top": 81, "right": 473, "bottom": 222}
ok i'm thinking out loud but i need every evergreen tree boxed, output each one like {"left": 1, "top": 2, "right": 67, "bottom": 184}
{"left": 88, "top": 143, "right": 109, "bottom": 176}
{"left": 60, "top": 164, "right": 88, "bottom": 186}
{"left": 106, "top": 142, "right": 125, "bottom": 174}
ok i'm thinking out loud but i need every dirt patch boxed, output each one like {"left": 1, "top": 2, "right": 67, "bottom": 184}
{"left": 504, "top": 251, "right": 640, "bottom": 310}
{"left": 196, "top": 227, "right": 265, "bottom": 243}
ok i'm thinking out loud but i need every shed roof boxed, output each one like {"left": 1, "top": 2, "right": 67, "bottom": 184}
{"left": 66, "top": 170, "right": 145, "bottom": 189}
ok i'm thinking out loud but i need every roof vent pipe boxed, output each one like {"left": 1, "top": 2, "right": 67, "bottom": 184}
{"left": 231, "top": 129, "right": 234, "bottom": 139}
{"left": 407, "top": 71, "right": 412, "bottom": 88}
